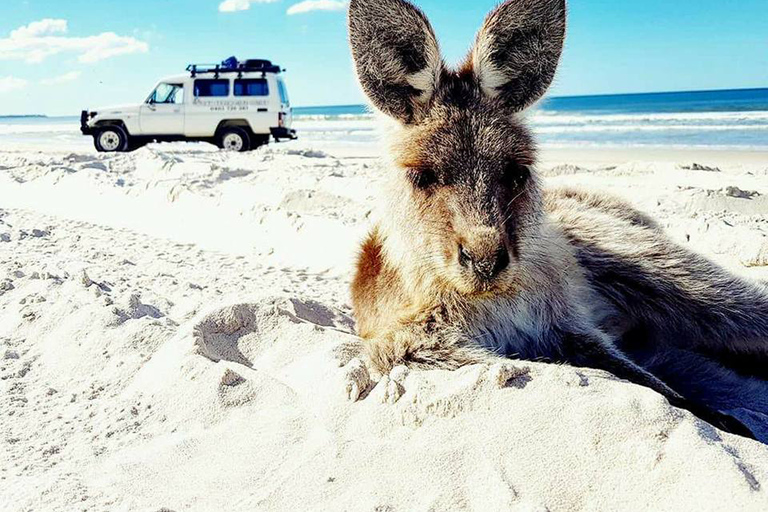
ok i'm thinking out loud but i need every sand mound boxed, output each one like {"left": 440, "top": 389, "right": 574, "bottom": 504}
{"left": 677, "top": 186, "right": 768, "bottom": 215}
{"left": 75, "top": 297, "right": 768, "bottom": 511}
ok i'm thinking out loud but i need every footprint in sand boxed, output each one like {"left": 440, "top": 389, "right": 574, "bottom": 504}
{"left": 192, "top": 297, "right": 356, "bottom": 369}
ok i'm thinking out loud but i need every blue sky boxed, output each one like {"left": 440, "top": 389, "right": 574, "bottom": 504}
{"left": 0, "top": 0, "right": 766, "bottom": 115}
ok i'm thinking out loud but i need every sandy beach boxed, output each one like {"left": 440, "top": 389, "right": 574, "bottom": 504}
{"left": 2, "top": 119, "right": 768, "bottom": 510}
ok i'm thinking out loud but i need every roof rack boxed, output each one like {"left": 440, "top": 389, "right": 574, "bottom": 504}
{"left": 186, "top": 59, "right": 283, "bottom": 78}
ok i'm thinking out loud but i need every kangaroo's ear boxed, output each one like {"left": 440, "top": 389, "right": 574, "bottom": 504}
{"left": 349, "top": 0, "right": 443, "bottom": 124}
{"left": 471, "top": 0, "right": 566, "bottom": 111}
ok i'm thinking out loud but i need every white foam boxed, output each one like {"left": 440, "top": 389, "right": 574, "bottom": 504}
{"left": 529, "top": 110, "right": 768, "bottom": 124}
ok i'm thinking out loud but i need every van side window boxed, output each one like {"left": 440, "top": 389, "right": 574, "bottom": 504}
{"left": 194, "top": 79, "right": 230, "bottom": 97}
{"left": 234, "top": 79, "right": 269, "bottom": 97}
{"left": 277, "top": 80, "right": 290, "bottom": 105}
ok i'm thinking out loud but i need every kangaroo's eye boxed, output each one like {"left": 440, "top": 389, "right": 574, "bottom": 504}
{"left": 408, "top": 168, "right": 438, "bottom": 190}
{"left": 502, "top": 161, "right": 531, "bottom": 190}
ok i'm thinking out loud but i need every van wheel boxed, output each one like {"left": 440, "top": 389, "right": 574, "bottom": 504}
{"left": 94, "top": 126, "right": 128, "bottom": 153}
{"left": 218, "top": 127, "right": 250, "bottom": 152}
{"left": 127, "top": 140, "right": 146, "bottom": 152}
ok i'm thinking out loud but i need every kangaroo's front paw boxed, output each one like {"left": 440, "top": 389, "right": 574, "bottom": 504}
{"left": 342, "top": 358, "right": 371, "bottom": 402}
{"left": 371, "top": 365, "right": 409, "bottom": 405}
{"left": 365, "top": 326, "right": 496, "bottom": 375}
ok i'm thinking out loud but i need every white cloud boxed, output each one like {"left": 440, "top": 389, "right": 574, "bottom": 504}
{"left": 41, "top": 71, "right": 81, "bottom": 85}
{"left": 0, "top": 76, "right": 27, "bottom": 94}
{"left": 286, "top": 0, "right": 347, "bottom": 15}
{"left": 10, "top": 18, "right": 67, "bottom": 39}
{"left": 219, "top": 0, "right": 280, "bottom": 13}
{"left": 0, "top": 19, "right": 149, "bottom": 64}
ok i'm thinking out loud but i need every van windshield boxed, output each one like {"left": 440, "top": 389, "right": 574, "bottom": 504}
{"left": 149, "top": 84, "right": 183, "bottom": 104}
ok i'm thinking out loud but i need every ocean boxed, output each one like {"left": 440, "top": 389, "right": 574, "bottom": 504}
{"left": 2, "top": 88, "right": 767, "bottom": 150}
{"left": 530, "top": 88, "right": 768, "bottom": 149}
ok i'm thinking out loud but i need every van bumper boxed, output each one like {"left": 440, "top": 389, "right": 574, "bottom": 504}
{"left": 80, "top": 110, "right": 95, "bottom": 135}
{"left": 270, "top": 127, "right": 297, "bottom": 141}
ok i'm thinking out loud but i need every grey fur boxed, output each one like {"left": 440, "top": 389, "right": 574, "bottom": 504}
{"left": 349, "top": 0, "right": 443, "bottom": 123}
{"left": 348, "top": 0, "right": 566, "bottom": 120}
{"left": 472, "top": 0, "right": 566, "bottom": 110}
{"left": 348, "top": 0, "right": 768, "bottom": 441}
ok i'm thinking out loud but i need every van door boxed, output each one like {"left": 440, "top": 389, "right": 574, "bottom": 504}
{"left": 277, "top": 78, "right": 292, "bottom": 128}
{"left": 186, "top": 78, "right": 232, "bottom": 137}
{"left": 140, "top": 83, "right": 185, "bottom": 135}
{"left": 233, "top": 77, "right": 272, "bottom": 134}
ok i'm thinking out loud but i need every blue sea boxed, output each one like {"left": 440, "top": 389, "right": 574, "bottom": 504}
{"left": 2, "top": 88, "right": 767, "bottom": 150}
{"left": 292, "top": 88, "right": 768, "bottom": 150}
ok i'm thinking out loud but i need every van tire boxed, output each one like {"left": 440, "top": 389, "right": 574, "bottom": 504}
{"left": 94, "top": 126, "right": 129, "bottom": 153}
{"left": 127, "top": 139, "right": 147, "bottom": 152}
{"left": 218, "top": 127, "right": 250, "bottom": 152}
{"left": 251, "top": 134, "right": 270, "bottom": 149}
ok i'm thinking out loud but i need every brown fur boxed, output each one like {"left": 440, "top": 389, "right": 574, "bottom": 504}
{"left": 351, "top": 227, "right": 408, "bottom": 339}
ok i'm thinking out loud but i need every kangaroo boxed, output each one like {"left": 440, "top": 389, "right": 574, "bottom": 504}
{"left": 348, "top": 0, "right": 768, "bottom": 440}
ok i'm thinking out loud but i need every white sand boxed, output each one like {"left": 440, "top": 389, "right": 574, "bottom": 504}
{"left": 2, "top": 124, "right": 768, "bottom": 510}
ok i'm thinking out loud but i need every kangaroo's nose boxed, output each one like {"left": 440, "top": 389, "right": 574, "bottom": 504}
{"left": 458, "top": 244, "right": 510, "bottom": 281}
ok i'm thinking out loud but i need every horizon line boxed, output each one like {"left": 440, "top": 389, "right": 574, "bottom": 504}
{"left": 2, "top": 86, "right": 766, "bottom": 118}
{"left": 295, "top": 86, "right": 768, "bottom": 110}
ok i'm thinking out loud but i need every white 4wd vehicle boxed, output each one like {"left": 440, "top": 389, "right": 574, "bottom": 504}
{"left": 81, "top": 59, "right": 296, "bottom": 152}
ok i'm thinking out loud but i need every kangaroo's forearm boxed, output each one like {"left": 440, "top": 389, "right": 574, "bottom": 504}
{"left": 560, "top": 330, "right": 755, "bottom": 438}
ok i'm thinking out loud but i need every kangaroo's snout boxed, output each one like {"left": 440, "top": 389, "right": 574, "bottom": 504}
{"left": 459, "top": 244, "right": 510, "bottom": 281}
{"left": 457, "top": 228, "right": 510, "bottom": 282}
